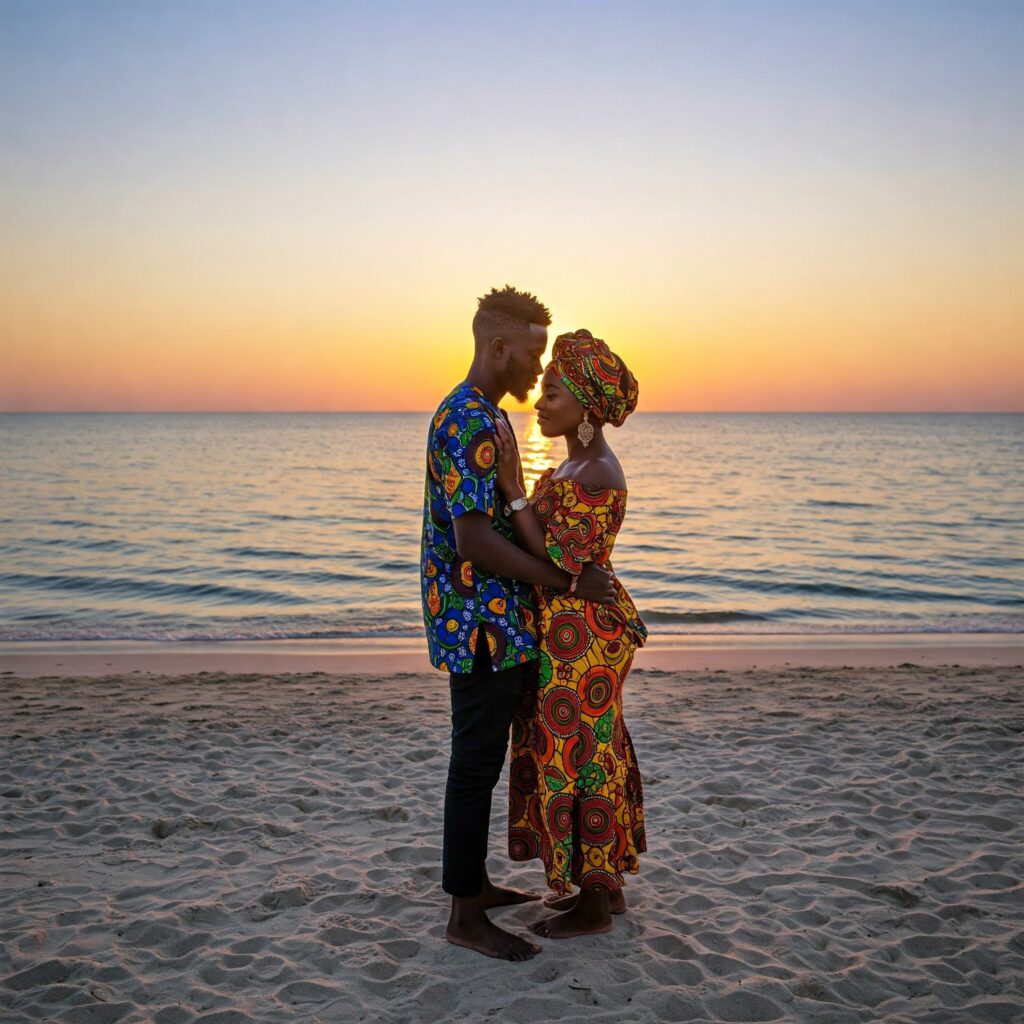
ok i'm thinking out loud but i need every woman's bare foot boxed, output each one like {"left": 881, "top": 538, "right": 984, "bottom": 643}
{"left": 543, "top": 889, "right": 626, "bottom": 914}
{"left": 529, "top": 888, "right": 613, "bottom": 939}
{"left": 447, "top": 897, "right": 541, "bottom": 961}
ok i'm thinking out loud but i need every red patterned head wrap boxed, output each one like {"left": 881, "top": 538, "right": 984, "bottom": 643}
{"left": 548, "top": 329, "right": 639, "bottom": 427}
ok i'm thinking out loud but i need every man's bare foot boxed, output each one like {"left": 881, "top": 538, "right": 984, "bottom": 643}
{"left": 543, "top": 889, "right": 626, "bottom": 914}
{"left": 446, "top": 895, "right": 541, "bottom": 961}
{"left": 446, "top": 916, "right": 541, "bottom": 960}
{"left": 529, "top": 889, "right": 613, "bottom": 939}
{"left": 480, "top": 877, "right": 542, "bottom": 911}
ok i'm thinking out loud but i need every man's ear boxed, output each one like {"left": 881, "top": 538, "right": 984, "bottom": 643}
{"left": 489, "top": 336, "right": 506, "bottom": 360}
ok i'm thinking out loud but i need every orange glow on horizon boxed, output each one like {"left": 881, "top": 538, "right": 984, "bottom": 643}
{"left": 3, "top": 238, "right": 1020, "bottom": 412}
{"left": 2, "top": 314, "right": 1021, "bottom": 413}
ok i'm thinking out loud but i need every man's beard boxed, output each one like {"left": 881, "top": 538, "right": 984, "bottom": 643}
{"left": 504, "top": 359, "right": 533, "bottom": 402}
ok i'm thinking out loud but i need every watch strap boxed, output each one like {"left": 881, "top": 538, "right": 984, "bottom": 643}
{"left": 504, "top": 496, "right": 528, "bottom": 516}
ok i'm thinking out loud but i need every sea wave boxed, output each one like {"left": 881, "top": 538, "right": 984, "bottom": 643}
{"left": 2, "top": 411, "right": 1020, "bottom": 644}
{"left": 1, "top": 617, "right": 1021, "bottom": 643}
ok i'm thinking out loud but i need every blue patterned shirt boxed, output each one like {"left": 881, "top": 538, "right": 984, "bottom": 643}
{"left": 420, "top": 381, "right": 538, "bottom": 673}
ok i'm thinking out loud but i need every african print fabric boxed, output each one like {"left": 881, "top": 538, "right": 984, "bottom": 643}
{"left": 508, "top": 468, "right": 647, "bottom": 893}
{"left": 548, "top": 328, "right": 638, "bottom": 427}
{"left": 420, "top": 381, "right": 538, "bottom": 674}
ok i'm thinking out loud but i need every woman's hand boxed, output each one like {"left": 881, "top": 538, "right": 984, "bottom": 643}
{"left": 493, "top": 417, "right": 525, "bottom": 500}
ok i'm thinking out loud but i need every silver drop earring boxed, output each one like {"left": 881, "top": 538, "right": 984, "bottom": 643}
{"left": 577, "top": 409, "right": 595, "bottom": 447}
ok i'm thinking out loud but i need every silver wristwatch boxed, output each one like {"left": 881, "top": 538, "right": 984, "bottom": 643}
{"left": 504, "top": 496, "right": 528, "bottom": 516}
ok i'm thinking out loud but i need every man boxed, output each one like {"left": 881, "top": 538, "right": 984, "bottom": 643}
{"left": 420, "top": 285, "right": 616, "bottom": 961}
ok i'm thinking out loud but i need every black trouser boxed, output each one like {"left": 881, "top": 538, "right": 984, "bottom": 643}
{"left": 442, "top": 640, "right": 528, "bottom": 897}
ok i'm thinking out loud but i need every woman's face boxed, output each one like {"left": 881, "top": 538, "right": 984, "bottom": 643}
{"left": 534, "top": 365, "right": 585, "bottom": 437}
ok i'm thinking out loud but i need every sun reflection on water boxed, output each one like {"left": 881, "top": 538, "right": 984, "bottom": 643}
{"left": 516, "top": 413, "right": 562, "bottom": 495}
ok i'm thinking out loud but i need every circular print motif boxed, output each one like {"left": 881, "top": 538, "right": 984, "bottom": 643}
{"left": 580, "top": 665, "right": 616, "bottom": 717}
{"left": 546, "top": 792, "right": 574, "bottom": 842}
{"left": 580, "top": 868, "right": 619, "bottom": 893}
{"left": 465, "top": 431, "right": 496, "bottom": 475}
{"left": 632, "top": 821, "right": 647, "bottom": 851}
{"left": 510, "top": 754, "right": 536, "bottom": 793}
{"left": 541, "top": 686, "right": 580, "bottom": 738}
{"left": 566, "top": 722, "right": 597, "bottom": 774}
{"left": 508, "top": 827, "right": 539, "bottom": 861}
{"left": 438, "top": 615, "right": 463, "bottom": 649}
{"left": 534, "top": 493, "right": 556, "bottom": 520}
{"left": 473, "top": 623, "right": 505, "bottom": 664}
{"left": 574, "top": 484, "right": 613, "bottom": 507}
{"left": 548, "top": 610, "right": 590, "bottom": 662}
{"left": 451, "top": 559, "right": 475, "bottom": 597}
{"left": 579, "top": 794, "right": 616, "bottom": 845}
{"left": 585, "top": 601, "right": 622, "bottom": 641}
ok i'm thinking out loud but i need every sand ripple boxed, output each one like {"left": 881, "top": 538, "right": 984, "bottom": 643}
{"left": 1, "top": 665, "right": 1022, "bottom": 1022}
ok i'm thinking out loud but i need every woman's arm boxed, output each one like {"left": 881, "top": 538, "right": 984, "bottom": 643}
{"left": 493, "top": 417, "right": 554, "bottom": 563}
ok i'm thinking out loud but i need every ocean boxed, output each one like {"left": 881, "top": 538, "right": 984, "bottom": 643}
{"left": 0, "top": 412, "right": 1021, "bottom": 644}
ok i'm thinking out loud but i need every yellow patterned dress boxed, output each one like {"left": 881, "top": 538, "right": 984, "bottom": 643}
{"left": 508, "top": 467, "right": 648, "bottom": 894}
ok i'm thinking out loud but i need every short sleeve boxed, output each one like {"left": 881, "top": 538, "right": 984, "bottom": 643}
{"left": 435, "top": 402, "right": 497, "bottom": 519}
{"left": 536, "top": 483, "right": 613, "bottom": 575}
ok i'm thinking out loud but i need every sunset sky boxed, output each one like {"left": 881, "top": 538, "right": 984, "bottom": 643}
{"left": 1, "top": 0, "right": 1021, "bottom": 412}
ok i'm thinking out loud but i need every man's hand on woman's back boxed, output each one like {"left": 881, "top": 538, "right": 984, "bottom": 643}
{"left": 575, "top": 563, "right": 616, "bottom": 604}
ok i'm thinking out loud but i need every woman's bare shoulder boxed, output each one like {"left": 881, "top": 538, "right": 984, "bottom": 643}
{"left": 563, "top": 455, "right": 627, "bottom": 491}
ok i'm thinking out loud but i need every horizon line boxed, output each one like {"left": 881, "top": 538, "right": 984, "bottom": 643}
{"left": 2, "top": 408, "right": 1021, "bottom": 416}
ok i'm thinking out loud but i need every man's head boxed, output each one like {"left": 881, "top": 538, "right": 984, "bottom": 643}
{"left": 472, "top": 285, "right": 551, "bottom": 402}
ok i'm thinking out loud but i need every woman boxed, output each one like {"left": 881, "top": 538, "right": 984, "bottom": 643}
{"left": 493, "top": 328, "right": 648, "bottom": 939}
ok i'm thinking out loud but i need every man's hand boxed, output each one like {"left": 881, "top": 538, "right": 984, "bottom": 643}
{"left": 574, "top": 563, "right": 616, "bottom": 604}
{"left": 493, "top": 418, "right": 524, "bottom": 500}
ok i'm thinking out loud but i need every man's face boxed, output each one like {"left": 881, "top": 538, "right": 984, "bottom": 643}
{"left": 503, "top": 322, "right": 548, "bottom": 402}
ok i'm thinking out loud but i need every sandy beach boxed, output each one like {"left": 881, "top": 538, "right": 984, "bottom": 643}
{"left": 1, "top": 658, "right": 1022, "bottom": 1023}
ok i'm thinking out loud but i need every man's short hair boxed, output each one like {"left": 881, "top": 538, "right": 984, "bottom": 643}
{"left": 473, "top": 285, "right": 552, "bottom": 345}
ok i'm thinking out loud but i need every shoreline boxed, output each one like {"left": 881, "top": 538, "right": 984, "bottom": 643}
{"left": 1, "top": 632, "right": 1021, "bottom": 677}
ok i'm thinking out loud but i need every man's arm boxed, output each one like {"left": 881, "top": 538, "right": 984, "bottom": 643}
{"left": 453, "top": 512, "right": 616, "bottom": 603}
{"left": 454, "top": 512, "right": 567, "bottom": 588}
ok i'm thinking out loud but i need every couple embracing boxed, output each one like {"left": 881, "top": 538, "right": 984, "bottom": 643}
{"left": 419, "top": 285, "right": 648, "bottom": 961}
